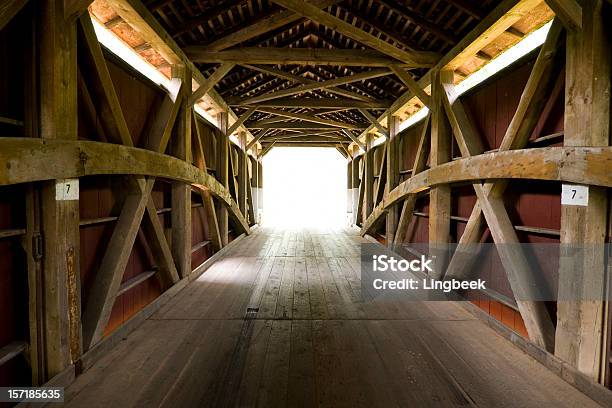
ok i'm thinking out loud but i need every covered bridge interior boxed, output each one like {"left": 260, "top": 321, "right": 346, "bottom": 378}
{"left": 0, "top": 0, "right": 611, "bottom": 406}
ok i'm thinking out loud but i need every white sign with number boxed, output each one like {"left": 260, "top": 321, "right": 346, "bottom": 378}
{"left": 561, "top": 184, "right": 588, "bottom": 206}
{"left": 56, "top": 179, "right": 79, "bottom": 201}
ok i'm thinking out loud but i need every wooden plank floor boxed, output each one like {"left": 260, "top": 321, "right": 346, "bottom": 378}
{"left": 66, "top": 227, "right": 601, "bottom": 407}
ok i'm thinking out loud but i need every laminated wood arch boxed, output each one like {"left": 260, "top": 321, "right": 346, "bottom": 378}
{"left": 0, "top": 138, "right": 251, "bottom": 234}
{"left": 359, "top": 146, "right": 612, "bottom": 236}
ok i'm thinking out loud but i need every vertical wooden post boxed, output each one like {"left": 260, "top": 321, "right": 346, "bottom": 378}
{"left": 217, "top": 112, "right": 230, "bottom": 245}
{"left": 428, "top": 70, "right": 452, "bottom": 276}
{"left": 38, "top": 0, "right": 81, "bottom": 380}
{"left": 347, "top": 157, "right": 353, "bottom": 225}
{"left": 364, "top": 134, "right": 374, "bottom": 221}
{"left": 238, "top": 130, "right": 248, "bottom": 216}
{"left": 249, "top": 153, "right": 258, "bottom": 224}
{"left": 351, "top": 147, "right": 360, "bottom": 225}
{"left": 386, "top": 115, "right": 400, "bottom": 246}
{"left": 171, "top": 66, "right": 192, "bottom": 278}
{"left": 555, "top": 0, "right": 610, "bottom": 382}
{"left": 257, "top": 159, "right": 263, "bottom": 224}
{"left": 22, "top": 11, "right": 44, "bottom": 385}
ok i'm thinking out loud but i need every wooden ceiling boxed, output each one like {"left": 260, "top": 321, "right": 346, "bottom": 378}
{"left": 141, "top": 0, "right": 498, "bottom": 147}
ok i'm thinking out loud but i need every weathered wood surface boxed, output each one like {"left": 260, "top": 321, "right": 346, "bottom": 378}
{"left": 64, "top": 227, "right": 601, "bottom": 407}
{"left": 359, "top": 145, "right": 612, "bottom": 234}
{"left": 2, "top": 140, "right": 609, "bottom": 236}
{"left": 0, "top": 138, "right": 250, "bottom": 234}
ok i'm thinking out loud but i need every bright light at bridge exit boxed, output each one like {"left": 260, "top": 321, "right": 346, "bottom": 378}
{"left": 262, "top": 147, "right": 347, "bottom": 228}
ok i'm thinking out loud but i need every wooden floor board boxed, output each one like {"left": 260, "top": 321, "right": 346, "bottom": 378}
{"left": 65, "top": 227, "right": 604, "bottom": 407}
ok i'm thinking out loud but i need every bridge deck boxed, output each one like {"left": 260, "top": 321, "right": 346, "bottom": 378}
{"left": 65, "top": 227, "right": 599, "bottom": 407}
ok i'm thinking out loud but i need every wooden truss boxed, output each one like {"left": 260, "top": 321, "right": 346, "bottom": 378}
{"left": 358, "top": 18, "right": 607, "bottom": 354}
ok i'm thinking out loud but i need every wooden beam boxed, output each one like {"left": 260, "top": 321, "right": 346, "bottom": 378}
{"left": 545, "top": 0, "right": 582, "bottom": 30}
{"left": 445, "top": 0, "right": 544, "bottom": 71}
{"left": 238, "top": 68, "right": 392, "bottom": 105}
{"left": 81, "top": 15, "right": 182, "bottom": 350}
{"left": 444, "top": 20, "right": 565, "bottom": 282}
{"left": 270, "top": 142, "right": 346, "bottom": 147}
{"left": 144, "top": 80, "right": 186, "bottom": 153}
{"left": 23, "top": 187, "right": 44, "bottom": 385}
{"left": 0, "top": 138, "right": 253, "bottom": 232}
{"left": 185, "top": 47, "right": 429, "bottom": 68}
{"left": 64, "top": 0, "right": 94, "bottom": 21}
{"left": 355, "top": 161, "right": 365, "bottom": 225}
{"left": 140, "top": 83, "right": 183, "bottom": 289}
{"left": 341, "top": 129, "right": 366, "bottom": 151}
{"left": 556, "top": 0, "right": 610, "bottom": 382}
{"left": 393, "top": 114, "right": 430, "bottom": 245}
{"left": 193, "top": 114, "right": 222, "bottom": 251}
{"left": 260, "top": 141, "right": 276, "bottom": 158}
{"left": 240, "top": 64, "right": 372, "bottom": 101}
{"left": 443, "top": 0, "right": 486, "bottom": 19}
{"left": 216, "top": 112, "right": 229, "bottom": 246}
{"left": 227, "top": 107, "right": 256, "bottom": 135}
{"left": 364, "top": 135, "right": 375, "bottom": 219}
{"left": 4, "top": 140, "right": 609, "bottom": 191}
{"left": 373, "top": 144, "right": 387, "bottom": 207}
{"left": 141, "top": 198, "right": 180, "bottom": 288}
{"left": 378, "top": 0, "right": 460, "bottom": 45}
{"left": 441, "top": 68, "right": 556, "bottom": 352}
{"left": 82, "top": 179, "right": 154, "bottom": 349}
{"left": 270, "top": 0, "right": 440, "bottom": 66}
{"left": 473, "top": 183, "right": 556, "bottom": 350}
{"left": 246, "top": 158, "right": 256, "bottom": 224}
{"left": 0, "top": 342, "right": 28, "bottom": 367}
{"left": 440, "top": 75, "right": 484, "bottom": 157}
{"left": 38, "top": 0, "right": 81, "bottom": 378}
{"left": 77, "top": 69, "right": 109, "bottom": 142}
{"left": 189, "top": 63, "right": 235, "bottom": 105}
{"left": 428, "top": 70, "right": 452, "bottom": 276}
{"left": 105, "top": 0, "right": 181, "bottom": 64}
{"left": 389, "top": 65, "right": 431, "bottom": 107}
{"left": 255, "top": 107, "right": 365, "bottom": 129}
{"left": 441, "top": 22, "right": 565, "bottom": 350}
{"left": 247, "top": 122, "right": 362, "bottom": 130}
{"left": 0, "top": 0, "right": 28, "bottom": 31}
{"left": 78, "top": 14, "right": 133, "bottom": 146}
{"left": 104, "top": 0, "right": 253, "bottom": 143}
{"left": 350, "top": 148, "right": 360, "bottom": 223}
{"left": 358, "top": 146, "right": 612, "bottom": 238}
{"left": 230, "top": 97, "right": 391, "bottom": 109}
{"left": 385, "top": 115, "right": 400, "bottom": 246}
{"left": 358, "top": 108, "right": 389, "bottom": 138}
{"left": 336, "top": 0, "right": 537, "bottom": 152}
{"left": 265, "top": 136, "right": 350, "bottom": 143}
{"left": 263, "top": 130, "right": 340, "bottom": 139}
{"left": 204, "top": 0, "right": 341, "bottom": 51}
{"left": 237, "top": 132, "right": 248, "bottom": 216}
{"left": 246, "top": 129, "right": 270, "bottom": 150}
{"left": 171, "top": 68, "right": 192, "bottom": 279}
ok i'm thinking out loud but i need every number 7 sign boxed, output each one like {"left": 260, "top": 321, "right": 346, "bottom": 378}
{"left": 55, "top": 179, "right": 79, "bottom": 201}
{"left": 561, "top": 184, "right": 589, "bottom": 206}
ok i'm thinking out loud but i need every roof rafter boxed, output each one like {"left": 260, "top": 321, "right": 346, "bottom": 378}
{"left": 255, "top": 107, "right": 365, "bottom": 129}
{"left": 237, "top": 68, "right": 392, "bottom": 105}
{"left": 204, "top": 0, "right": 342, "bottom": 51}
{"left": 270, "top": 0, "right": 440, "bottom": 66}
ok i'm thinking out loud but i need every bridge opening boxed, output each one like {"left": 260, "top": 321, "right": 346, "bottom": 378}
{"left": 262, "top": 147, "right": 347, "bottom": 228}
